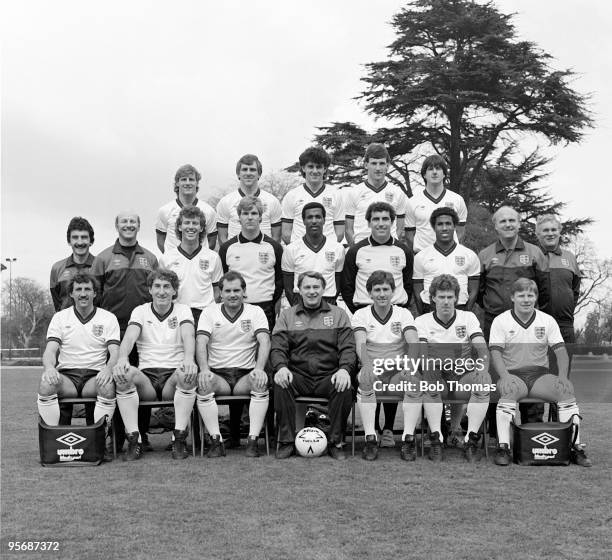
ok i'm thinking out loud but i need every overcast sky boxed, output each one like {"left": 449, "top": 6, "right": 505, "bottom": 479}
{"left": 2, "top": 0, "right": 611, "bottom": 290}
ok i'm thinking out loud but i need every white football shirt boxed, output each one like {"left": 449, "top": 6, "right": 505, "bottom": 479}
{"left": 197, "top": 303, "right": 269, "bottom": 369}
{"left": 128, "top": 302, "right": 194, "bottom": 370}
{"left": 160, "top": 246, "right": 222, "bottom": 310}
{"left": 281, "top": 184, "right": 345, "bottom": 242}
{"left": 47, "top": 307, "right": 120, "bottom": 371}
{"left": 413, "top": 243, "right": 480, "bottom": 304}
{"left": 405, "top": 189, "right": 468, "bottom": 252}
{"left": 344, "top": 181, "right": 409, "bottom": 243}
{"left": 281, "top": 236, "right": 345, "bottom": 297}
{"left": 156, "top": 198, "right": 217, "bottom": 252}
{"left": 216, "top": 189, "right": 282, "bottom": 238}
{"left": 489, "top": 309, "right": 564, "bottom": 371}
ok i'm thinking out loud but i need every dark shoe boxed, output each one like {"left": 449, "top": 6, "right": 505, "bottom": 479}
{"left": 428, "top": 432, "right": 443, "bottom": 462}
{"left": 463, "top": 432, "right": 481, "bottom": 463}
{"left": 125, "top": 432, "right": 143, "bottom": 462}
{"left": 102, "top": 447, "right": 114, "bottom": 463}
{"left": 494, "top": 443, "right": 512, "bottom": 466}
{"left": 327, "top": 444, "right": 346, "bottom": 461}
{"left": 400, "top": 434, "right": 416, "bottom": 462}
{"left": 362, "top": 435, "right": 378, "bottom": 461}
{"left": 224, "top": 437, "right": 242, "bottom": 449}
{"left": 206, "top": 435, "right": 226, "bottom": 458}
{"left": 275, "top": 443, "right": 295, "bottom": 459}
{"left": 141, "top": 433, "right": 153, "bottom": 452}
{"left": 570, "top": 445, "right": 593, "bottom": 467}
{"left": 165, "top": 440, "right": 193, "bottom": 453}
{"left": 245, "top": 436, "right": 261, "bottom": 458}
{"left": 172, "top": 429, "right": 189, "bottom": 460}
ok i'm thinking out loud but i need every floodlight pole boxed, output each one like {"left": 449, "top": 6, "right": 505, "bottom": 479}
{"left": 5, "top": 258, "right": 17, "bottom": 360}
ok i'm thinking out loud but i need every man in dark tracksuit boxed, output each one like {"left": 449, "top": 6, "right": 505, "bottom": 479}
{"left": 91, "top": 211, "right": 158, "bottom": 449}
{"left": 50, "top": 216, "right": 97, "bottom": 425}
{"left": 536, "top": 214, "right": 581, "bottom": 420}
{"left": 478, "top": 206, "right": 549, "bottom": 426}
{"left": 272, "top": 271, "right": 356, "bottom": 460}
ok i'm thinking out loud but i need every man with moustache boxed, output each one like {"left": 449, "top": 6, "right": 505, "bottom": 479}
{"left": 156, "top": 164, "right": 217, "bottom": 252}
{"left": 216, "top": 154, "right": 282, "bottom": 244}
{"left": 50, "top": 216, "right": 97, "bottom": 424}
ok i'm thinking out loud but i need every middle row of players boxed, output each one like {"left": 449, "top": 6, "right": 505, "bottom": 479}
{"left": 158, "top": 197, "right": 475, "bottom": 320}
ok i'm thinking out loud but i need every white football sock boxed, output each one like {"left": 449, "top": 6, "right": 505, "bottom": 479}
{"left": 94, "top": 396, "right": 116, "bottom": 424}
{"left": 248, "top": 391, "right": 269, "bottom": 438}
{"left": 496, "top": 401, "right": 517, "bottom": 446}
{"left": 197, "top": 393, "right": 221, "bottom": 439}
{"left": 174, "top": 387, "right": 196, "bottom": 431}
{"left": 401, "top": 401, "right": 422, "bottom": 438}
{"left": 116, "top": 388, "right": 139, "bottom": 434}
{"left": 357, "top": 389, "right": 377, "bottom": 437}
{"left": 37, "top": 394, "right": 60, "bottom": 425}
{"left": 558, "top": 399, "right": 581, "bottom": 444}
{"left": 465, "top": 401, "right": 489, "bottom": 441}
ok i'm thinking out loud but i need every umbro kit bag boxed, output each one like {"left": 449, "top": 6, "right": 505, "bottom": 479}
{"left": 39, "top": 416, "right": 107, "bottom": 467}
{"left": 512, "top": 415, "right": 579, "bottom": 466}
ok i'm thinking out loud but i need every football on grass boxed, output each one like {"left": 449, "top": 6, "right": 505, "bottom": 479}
{"left": 295, "top": 427, "right": 327, "bottom": 457}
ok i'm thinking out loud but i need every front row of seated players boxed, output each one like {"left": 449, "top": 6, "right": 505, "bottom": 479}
{"left": 355, "top": 273, "right": 490, "bottom": 462}
{"left": 37, "top": 269, "right": 591, "bottom": 466}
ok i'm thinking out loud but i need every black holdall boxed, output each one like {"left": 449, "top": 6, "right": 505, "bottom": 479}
{"left": 512, "top": 415, "right": 580, "bottom": 466}
{"left": 39, "top": 416, "right": 107, "bottom": 467}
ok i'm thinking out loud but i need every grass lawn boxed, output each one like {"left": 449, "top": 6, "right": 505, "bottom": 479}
{"left": 1, "top": 366, "right": 611, "bottom": 560}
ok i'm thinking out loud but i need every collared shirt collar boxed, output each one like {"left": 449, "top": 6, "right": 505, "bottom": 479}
{"left": 541, "top": 244, "right": 562, "bottom": 256}
{"left": 495, "top": 237, "right": 524, "bottom": 253}
{"left": 295, "top": 299, "right": 331, "bottom": 314}
{"left": 238, "top": 188, "right": 261, "bottom": 198}
{"left": 369, "top": 235, "right": 393, "bottom": 246}
{"left": 66, "top": 254, "right": 95, "bottom": 268}
{"left": 238, "top": 232, "right": 263, "bottom": 244}
{"left": 112, "top": 240, "right": 144, "bottom": 255}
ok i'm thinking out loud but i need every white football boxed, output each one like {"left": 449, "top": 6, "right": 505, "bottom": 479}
{"left": 295, "top": 427, "right": 328, "bottom": 458}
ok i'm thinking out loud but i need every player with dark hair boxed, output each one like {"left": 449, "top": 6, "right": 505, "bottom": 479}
{"left": 216, "top": 154, "right": 282, "bottom": 244}
{"left": 353, "top": 270, "right": 419, "bottom": 460}
{"left": 489, "top": 278, "right": 591, "bottom": 467}
{"left": 272, "top": 271, "right": 357, "bottom": 460}
{"left": 281, "top": 147, "right": 345, "bottom": 244}
{"left": 405, "top": 154, "right": 468, "bottom": 253}
{"left": 112, "top": 269, "right": 197, "bottom": 461}
{"left": 156, "top": 164, "right": 217, "bottom": 252}
{"left": 159, "top": 206, "right": 222, "bottom": 325}
{"left": 342, "top": 201, "right": 413, "bottom": 314}
{"left": 37, "top": 272, "right": 119, "bottom": 460}
{"left": 50, "top": 216, "right": 96, "bottom": 311}
{"left": 344, "top": 143, "right": 408, "bottom": 245}
{"left": 195, "top": 271, "right": 271, "bottom": 458}
{"left": 409, "top": 274, "right": 491, "bottom": 462}
{"left": 281, "top": 201, "right": 345, "bottom": 306}
{"left": 413, "top": 207, "right": 480, "bottom": 315}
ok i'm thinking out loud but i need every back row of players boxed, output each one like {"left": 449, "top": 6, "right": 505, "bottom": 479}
{"left": 41, "top": 144, "right": 590, "bottom": 466}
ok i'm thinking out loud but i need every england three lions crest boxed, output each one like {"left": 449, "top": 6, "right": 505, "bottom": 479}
{"left": 138, "top": 257, "right": 150, "bottom": 268}
{"left": 519, "top": 254, "right": 530, "bottom": 265}
{"left": 240, "top": 320, "right": 252, "bottom": 333}
{"left": 92, "top": 324, "right": 104, "bottom": 337}
{"left": 391, "top": 321, "right": 402, "bottom": 336}
{"left": 325, "top": 251, "right": 336, "bottom": 263}
{"left": 168, "top": 317, "right": 178, "bottom": 329}
{"left": 389, "top": 255, "right": 402, "bottom": 268}
{"left": 259, "top": 252, "right": 270, "bottom": 264}
{"left": 323, "top": 316, "right": 334, "bottom": 327}
{"left": 385, "top": 192, "right": 394, "bottom": 203}
{"left": 454, "top": 255, "right": 465, "bottom": 266}
{"left": 199, "top": 259, "right": 209, "bottom": 271}
{"left": 322, "top": 196, "right": 333, "bottom": 208}
{"left": 534, "top": 327, "right": 546, "bottom": 340}
{"left": 455, "top": 325, "right": 467, "bottom": 338}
